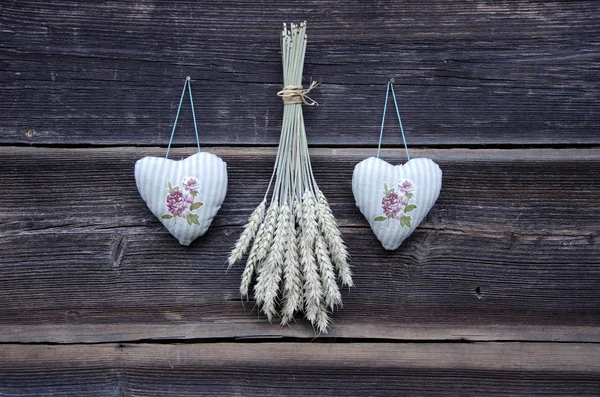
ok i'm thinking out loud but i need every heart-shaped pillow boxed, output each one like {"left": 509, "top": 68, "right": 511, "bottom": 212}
{"left": 352, "top": 157, "right": 442, "bottom": 250}
{"left": 135, "top": 152, "right": 227, "bottom": 245}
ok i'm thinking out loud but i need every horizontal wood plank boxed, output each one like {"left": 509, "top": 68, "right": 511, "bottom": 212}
{"left": 0, "top": 146, "right": 598, "bottom": 343}
{"left": 1, "top": 1, "right": 599, "bottom": 146}
{"left": 1, "top": 343, "right": 599, "bottom": 396}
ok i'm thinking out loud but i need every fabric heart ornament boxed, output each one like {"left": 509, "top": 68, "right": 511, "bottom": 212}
{"left": 134, "top": 77, "right": 227, "bottom": 245}
{"left": 135, "top": 152, "right": 227, "bottom": 245}
{"left": 352, "top": 156, "right": 441, "bottom": 250}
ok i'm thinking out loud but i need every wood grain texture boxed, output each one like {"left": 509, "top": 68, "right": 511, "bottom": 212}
{"left": 0, "top": 146, "right": 598, "bottom": 343}
{"left": 1, "top": 343, "right": 599, "bottom": 396}
{"left": 1, "top": 2, "right": 599, "bottom": 393}
{"left": 1, "top": 0, "right": 599, "bottom": 146}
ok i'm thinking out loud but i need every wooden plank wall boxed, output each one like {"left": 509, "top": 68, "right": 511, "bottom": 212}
{"left": 1, "top": 1, "right": 599, "bottom": 395}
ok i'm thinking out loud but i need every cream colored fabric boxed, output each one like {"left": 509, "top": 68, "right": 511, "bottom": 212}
{"left": 135, "top": 152, "right": 227, "bottom": 245}
{"left": 352, "top": 157, "right": 442, "bottom": 250}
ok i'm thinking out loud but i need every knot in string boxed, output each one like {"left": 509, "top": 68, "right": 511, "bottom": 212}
{"left": 277, "top": 81, "right": 320, "bottom": 105}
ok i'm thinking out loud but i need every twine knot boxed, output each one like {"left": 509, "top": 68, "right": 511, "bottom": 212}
{"left": 277, "top": 81, "right": 320, "bottom": 105}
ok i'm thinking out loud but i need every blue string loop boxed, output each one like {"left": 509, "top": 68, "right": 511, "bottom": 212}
{"left": 376, "top": 81, "right": 410, "bottom": 161}
{"left": 165, "top": 77, "right": 201, "bottom": 159}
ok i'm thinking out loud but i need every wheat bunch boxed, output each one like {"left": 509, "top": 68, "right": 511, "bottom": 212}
{"left": 231, "top": 22, "right": 351, "bottom": 333}
{"left": 228, "top": 199, "right": 267, "bottom": 268}
{"left": 316, "top": 189, "right": 353, "bottom": 287}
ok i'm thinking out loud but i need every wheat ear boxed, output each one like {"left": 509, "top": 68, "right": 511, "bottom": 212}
{"left": 316, "top": 189, "right": 353, "bottom": 287}
{"left": 255, "top": 202, "right": 278, "bottom": 264}
{"left": 281, "top": 206, "right": 303, "bottom": 326}
{"left": 254, "top": 204, "right": 287, "bottom": 321}
{"left": 228, "top": 200, "right": 267, "bottom": 268}
{"left": 315, "top": 232, "right": 342, "bottom": 310}
{"left": 299, "top": 191, "right": 326, "bottom": 325}
{"left": 240, "top": 202, "right": 278, "bottom": 298}
{"left": 315, "top": 303, "right": 330, "bottom": 334}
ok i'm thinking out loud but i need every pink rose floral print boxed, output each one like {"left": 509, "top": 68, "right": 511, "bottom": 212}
{"left": 162, "top": 176, "right": 204, "bottom": 226}
{"left": 374, "top": 179, "right": 417, "bottom": 228}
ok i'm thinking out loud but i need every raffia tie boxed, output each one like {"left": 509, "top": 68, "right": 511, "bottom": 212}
{"left": 277, "top": 81, "right": 320, "bottom": 105}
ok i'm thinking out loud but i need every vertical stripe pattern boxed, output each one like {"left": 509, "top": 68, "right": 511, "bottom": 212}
{"left": 352, "top": 156, "right": 442, "bottom": 250}
{"left": 134, "top": 152, "right": 228, "bottom": 245}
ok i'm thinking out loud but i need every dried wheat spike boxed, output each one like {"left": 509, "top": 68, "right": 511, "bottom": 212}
{"left": 315, "top": 232, "right": 342, "bottom": 310}
{"left": 314, "top": 303, "right": 330, "bottom": 334}
{"left": 299, "top": 191, "right": 325, "bottom": 324}
{"left": 255, "top": 202, "right": 279, "bottom": 263}
{"left": 228, "top": 200, "right": 267, "bottom": 268}
{"left": 254, "top": 204, "right": 288, "bottom": 321}
{"left": 281, "top": 206, "right": 303, "bottom": 326}
{"left": 316, "top": 189, "right": 353, "bottom": 287}
{"left": 239, "top": 201, "right": 278, "bottom": 298}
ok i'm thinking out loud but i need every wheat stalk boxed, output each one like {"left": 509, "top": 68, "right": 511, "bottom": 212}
{"left": 228, "top": 199, "right": 267, "bottom": 268}
{"left": 254, "top": 204, "right": 288, "bottom": 320}
{"left": 281, "top": 209, "right": 302, "bottom": 325}
{"left": 316, "top": 189, "right": 353, "bottom": 287}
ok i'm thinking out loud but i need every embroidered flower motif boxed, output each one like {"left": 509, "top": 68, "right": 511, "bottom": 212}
{"left": 382, "top": 192, "right": 405, "bottom": 220}
{"left": 397, "top": 179, "right": 416, "bottom": 195}
{"left": 374, "top": 179, "right": 417, "bottom": 228}
{"left": 162, "top": 177, "right": 204, "bottom": 226}
{"left": 166, "top": 190, "right": 193, "bottom": 218}
{"left": 182, "top": 176, "right": 200, "bottom": 194}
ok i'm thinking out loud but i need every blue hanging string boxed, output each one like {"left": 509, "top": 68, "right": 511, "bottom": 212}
{"left": 165, "top": 77, "right": 201, "bottom": 159}
{"left": 376, "top": 81, "right": 410, "bottom": 161}
{"left": 376, "top": 83, "right": 390, "bottom": 159}
{"left": 187, "top": 79, "right": 201, "bottom": 153}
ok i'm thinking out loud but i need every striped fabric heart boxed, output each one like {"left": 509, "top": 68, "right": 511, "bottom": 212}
{"left": 135, "top": 152, "right": 227, "bottom": 245}
{"left": 352, "top": 157, "right": 442, "bottom": 250}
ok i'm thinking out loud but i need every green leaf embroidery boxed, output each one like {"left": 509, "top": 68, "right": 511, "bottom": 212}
{"left": 374, "top": 216, "right": 387, "bottom": 222}
{"left": 400, "top": 215, "right": 412, "bottom": 228}
{"left": 161, "top": 214, "right": 173, "bottom": 220}
{"left": 406, "top": 193, "right": 414, "bottom": 199}
{"left": 186, "top": 213, "right": 200, "bottom": 226}
{"left": 190, "top": 202, "right": 203, "bottom": 211}
{"left": 190, "top": 191, "right": 199, "bottom": 197}
{"left": 167, "top": 181, "right": 173, "bottom": 193}
{"left": 404, "top": 204, "right": 417, "bottom": 213}
{"left": 384, "top": 183, "right": 389, "bottom": 195}
{"left": 173, "top": 186, "right": 179, "bottom": 191}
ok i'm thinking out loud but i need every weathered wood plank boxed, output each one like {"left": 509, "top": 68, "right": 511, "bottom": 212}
{"left": 1, "top": 1, "right": 599, "bottom": 146}
{"left": 1, "top": 343, "right": 599, "bottom": 396}
{"left": 0, "top": 147, "right": 598, "bottom": 233}
{"left": 0, "top": 147, "right": 598, "bottom": 343}
{"left": 1, "top": 226, "right": 598, "bottom": 342}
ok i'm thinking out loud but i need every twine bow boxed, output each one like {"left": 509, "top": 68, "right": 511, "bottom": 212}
{"left": 277, "top": 81, "right": 320, "bottom": 105}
